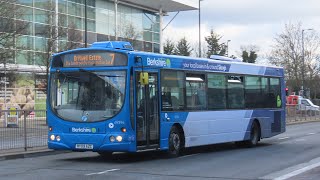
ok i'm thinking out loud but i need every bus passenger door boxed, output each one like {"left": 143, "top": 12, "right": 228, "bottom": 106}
{"left": 135, "top": 71, "right": 160, "bottom": 149}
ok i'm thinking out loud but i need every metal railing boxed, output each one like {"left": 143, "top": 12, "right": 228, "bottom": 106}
{"left": 286, "top": 105, "right": 320, "bottom": 123}
{"left": 0, "top": 110, "right": 47, "bottom": 152}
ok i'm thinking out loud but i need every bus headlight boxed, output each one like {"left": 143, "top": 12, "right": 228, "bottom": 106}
{"left": 116, "top": 136, "right": 123, "bottom": 142}
{"left": 50, "top": 135, "right": 55, "bottom": 141}
{"left": 110, "top": 136, "right": 115, "bottom": 142}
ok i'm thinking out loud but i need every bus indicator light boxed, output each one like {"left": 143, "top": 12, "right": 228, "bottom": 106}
{"left": 121, "top": 127, "right": 126, "bottom": 133}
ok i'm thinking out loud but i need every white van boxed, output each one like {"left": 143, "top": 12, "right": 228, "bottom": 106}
{"left": 297, "top": 96, "right": 320, "bottom": 112}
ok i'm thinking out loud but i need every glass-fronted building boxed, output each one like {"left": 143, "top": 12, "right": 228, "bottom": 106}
{"left": 0, "top": 0, "right": 196, "bottom": 82}
{"left": 14, "top": 0, "right": 163, "bottom": 66}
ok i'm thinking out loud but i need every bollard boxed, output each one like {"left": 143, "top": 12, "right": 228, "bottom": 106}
{"left": 24, "top": 110, "right": 27, "bottom": 151}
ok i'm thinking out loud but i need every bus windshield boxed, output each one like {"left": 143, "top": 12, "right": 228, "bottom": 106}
{"left": 50, "top": 70, "right": 126, "bottom": 122}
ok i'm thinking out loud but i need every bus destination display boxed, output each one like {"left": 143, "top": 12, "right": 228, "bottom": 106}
{"left": 61, "top": 51, "right": 127, "bottom": 67}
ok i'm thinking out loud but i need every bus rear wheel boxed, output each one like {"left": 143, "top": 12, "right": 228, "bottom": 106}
{"left": 236, "top": 121, "right": 260, "bottom": 148}
{"left": 168, "top": 126, "right": 184, "bottom": 158}
{"left": 245, "top": 121, "right": 260, "bottom": 147}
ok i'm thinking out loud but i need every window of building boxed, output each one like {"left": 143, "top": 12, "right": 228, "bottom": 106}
{"left": 34, "top": 0, "right": 52, "bottom": 10}
{"left": 18, "top": 6, "right": 33, "bottom": 22}
{"left": 58, "top": 14, "right": 68, "bottom": 27}
{"left": 144, "top": 42, "right": 152, "bottom": 52}
{"left": 34, "top": 52, "right": 46, "bottom": 66}
{"left": 34, "top": 37, "right": 47, "bottom": 51}
{"left": 208, "top": 73, "right": 227, "bottom": 109}
{"left": 16, "top": 0, "right": 33, "bottom": 7}
{"left": 153, "top": 33, "right": 159, "bottom": 43}
{"left": 34, "top": 9, "right": 49, "bottom": 24}
{"left": 17, "top": 36, "right": 34, "bottom": 50}
{"left": 58, "top": 0, "right": 67, "bottom": 13}
{"left": 16, "top": 50, "right": 34, "bottom": 65}
{"left": 153, "top": 43, "right": 160, "bottom": 53}
{"left": 161, "top": 70, "right": 185, "bottom": 111}
{"left": 143, "top": 31, "right": 152, "bottom": 42}
{"left": 35, "top": 23, "right": 49, "bottom": 37}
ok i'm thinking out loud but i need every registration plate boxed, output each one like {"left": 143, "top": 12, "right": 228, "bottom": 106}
{"left": 75, "top": 144, "right": 93, "bottom": 150}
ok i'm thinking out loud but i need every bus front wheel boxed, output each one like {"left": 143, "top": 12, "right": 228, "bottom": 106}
{"left": 168, "top": 126, "right": 183, "bottom": 157}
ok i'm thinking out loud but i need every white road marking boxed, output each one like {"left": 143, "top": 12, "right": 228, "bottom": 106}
{"left": 307, "top": 132, "right": 316, "bottom": 135}
{"left": 178, "top": 153, "right": 200, "bottom": 159}
{"left": 278, "top": 137, "right": 290, "bottom": 140}
{"left": 295, "top": 139, "right": 305, "bottom": 142}
{"left": 85, "top": 169, "right": 120, "bottom": 176}
{"left": 274, "top": 161, "right": 320, "bottom": 180}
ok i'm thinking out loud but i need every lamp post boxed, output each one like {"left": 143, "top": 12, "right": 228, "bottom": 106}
{"left": 198, "top": 0, "right": 203, "bottom": 57}
{"left": 84, "top": 0, "right": 87, "bottom": 47}
{"left": 226, "top": 40, "right": 231, "bottom": 57}
{"left": 301, "top": 28, "right": 313, "bottom": 95}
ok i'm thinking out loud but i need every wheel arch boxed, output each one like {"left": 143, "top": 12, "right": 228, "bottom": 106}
{"left": 252, "top": 118, "right": 261, "bottom": 140}
{"left": 170, "top": 123, "right": 185, "bottom": 148}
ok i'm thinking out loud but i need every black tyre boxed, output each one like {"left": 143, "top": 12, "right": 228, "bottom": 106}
{"left": 97, "top": 151, "right": 113, "bottom": 158}
{"left": 245, "top": 121, "right": 260, "bottom": 147}
{"left": 168, "top": 126, "right": 184, "bottom": 158}
{"left": 235, "top": 121, "right": 260, "bottom": 148}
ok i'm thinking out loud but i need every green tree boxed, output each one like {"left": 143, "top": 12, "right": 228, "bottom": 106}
{"left": 174, "top": 37, "right": 192, "bottom": 56}
{"left": 205, "top": 29, "right": 226, "bottom": 58}
{"left": 164, "top": 39, "right": 175, "bottom": 55}
{"left": 241, "top": 45, "right": 259, "bottom": 63}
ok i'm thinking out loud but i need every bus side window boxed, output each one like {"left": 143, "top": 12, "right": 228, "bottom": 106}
{"left": 162, "top": 92, "right": 172, "bottom": 110}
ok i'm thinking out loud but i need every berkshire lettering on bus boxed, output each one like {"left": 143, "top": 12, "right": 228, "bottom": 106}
{"left": 147, "top": 57, "right": 167, "bottom": 67}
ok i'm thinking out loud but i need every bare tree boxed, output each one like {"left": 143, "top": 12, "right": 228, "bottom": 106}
{"left": 65, "top": 23, "right": 83, "bottom": 50}
{"left": 35, "top": 2, "right": 67, "bottom": 87}
{"left": 120, "top": 23, "right": 141, "bottom": 48}
{"left": 268, "top": 22, "right": 320, "bottom": 95}
{"left": 0, "top": 1, "right": 29, "bottom": 65}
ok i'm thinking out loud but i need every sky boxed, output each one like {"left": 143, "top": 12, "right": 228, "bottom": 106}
{"left": 163, "top": 0, "right": 320, "bottom": 60}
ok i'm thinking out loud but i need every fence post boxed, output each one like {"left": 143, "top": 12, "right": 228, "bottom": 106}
{"left": 24, "top": 110, "right": 27, "bottom": 151}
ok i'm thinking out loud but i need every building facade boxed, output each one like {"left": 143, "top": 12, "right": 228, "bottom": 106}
{"left": 13, "top": 0, "right": 164, "bottom": 66}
